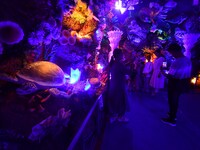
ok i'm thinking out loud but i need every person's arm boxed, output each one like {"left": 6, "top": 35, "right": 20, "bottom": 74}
{"left": 160, "top": 67, "right": 174, "bottom": 79}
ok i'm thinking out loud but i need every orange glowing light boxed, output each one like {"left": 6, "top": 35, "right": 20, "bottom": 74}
{"left": 191, "top": 77, "right": 197, "bottom": 85}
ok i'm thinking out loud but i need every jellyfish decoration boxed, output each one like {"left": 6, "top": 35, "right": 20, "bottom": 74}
{"left": 0, "top": 21, "right": 24, "bottom": 45}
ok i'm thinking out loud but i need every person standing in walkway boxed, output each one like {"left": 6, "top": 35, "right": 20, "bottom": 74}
{"left": 161, "top": 42, "right": 192, "bottom": 126}
{"left": 134, "top": 52, "right": 145, "bottom": 92}
{"left": 107, "top": 48, "right": 129, "bottom": 123}
{"left": 143, "top": 55, "right": 153, "bottom": 93}
{"left": 150, "top": 49, "right": 165, "bottom": 96}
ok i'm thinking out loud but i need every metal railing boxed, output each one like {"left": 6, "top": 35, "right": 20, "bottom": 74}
{"left": 67, "top": 95, "right": 103, "bottom": 150}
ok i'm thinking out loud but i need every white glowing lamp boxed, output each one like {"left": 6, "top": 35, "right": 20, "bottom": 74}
{"left": 69, "top": 68, "right": 81, "bottom": 84}
{"left": 115, "top": 0, "right": 127, "bottom": 14}
{"left": 97, "top": 64, "right": 103, "bottom": 73}
{"left": 128, "top": 5, "right": 135, "bottom": 10}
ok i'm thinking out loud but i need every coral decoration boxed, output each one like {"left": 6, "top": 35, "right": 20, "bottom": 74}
{"left": 59, "top": 30, "right": 76, "bottom": 46}
{"left": 142, "top": 47, "right": 155, "bottom": 55}
{"left": 68, "top": 36, "right": 76, "bottom": 45}
{"left": 62, "top": 30, "right": 71, "bottom": 38}
{"left": 79, "top": 18, "right": 98, "bottom": 36}
{"left": 28, "top": 17, "right": 61, "bottom": 46}
{"left": 107, "top": 30, "right": 123, "bottom": 50}
{"left": 107, "top": 30, "right": 123, "bottom": 62}
{"left": 63, "top": 0, "right": 92, "bottom": 29}
{"left": 59, "top": 37, "right": 68, "bottom": 45}
{"left": 29, "top": 108, "right": 71, "bottom": 142}
{"left": 139, "top": 7, "right": 152, "bottom": 23}
{"left": 62, "top": 0, "right": 98, "bottom": 42}
{"left": 0, "top": 21, "right": 24, "bottom": 45}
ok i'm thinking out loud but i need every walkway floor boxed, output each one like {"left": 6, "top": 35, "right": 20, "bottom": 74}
{"left": 100, "top": 89, "right": 200, "bottom": 150}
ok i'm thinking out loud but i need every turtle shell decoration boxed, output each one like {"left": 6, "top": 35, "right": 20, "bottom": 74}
{"left": 16, "top": 61, "right": 66, "bottom": 95}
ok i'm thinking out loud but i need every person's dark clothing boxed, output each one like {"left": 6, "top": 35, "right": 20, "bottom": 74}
{"left": 167, "top": 56, "right": 191, "bottom": 120}
{"left": 107, "top": 61, "right": 127, "bottom": 116}
{"left": 168, "top": 78, "right": 190, "bottom": 120}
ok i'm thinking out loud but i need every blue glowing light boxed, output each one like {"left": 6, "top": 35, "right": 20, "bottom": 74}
{"left": 69, "top": 68, "right": 81, "bottom": 84}
{"left": 84, "top": 80, "right": 91, "bottom": 91}
{"left": 64, "top": 73, "right": 70, "bottom": 79}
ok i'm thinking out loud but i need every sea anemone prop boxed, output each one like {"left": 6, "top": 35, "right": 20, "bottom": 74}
{"left": 0, "top": 21, "right": 24, "bottom": 45}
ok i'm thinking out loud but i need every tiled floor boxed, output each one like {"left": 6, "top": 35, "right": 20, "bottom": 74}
{"left": 100, "top": 89, "right": 200, "bottom": 150}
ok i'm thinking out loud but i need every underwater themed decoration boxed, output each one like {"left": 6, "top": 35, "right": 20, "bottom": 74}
{"left": 84, "top": 79, "right": 91, "bottom": 91}
{"left": 62, "top": 0, "right": 99, "bottom": 43}
{"left": 107, "top": 30, "right": 123, "bottom": 62}
{"left": 0, "top": 21, "right": 24, "bottom": 45}
{"left": 0, "top": 61, "right": 69, "bottom": 95}
{"left": 182, "top": 33, "right": 200, "bottom": 58}
{"left": 69, "top": 68, "right": 81, "bottom": 84}
{"left": 28, "top": 17, "right": 61, "bottom": 46}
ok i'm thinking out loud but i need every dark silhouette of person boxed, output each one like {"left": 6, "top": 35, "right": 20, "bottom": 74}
{"left": 161, "top": 42, "right": 192, "bottom": 126}
{"left": 107, "top": 48, "right": 129, "bottom": 123}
